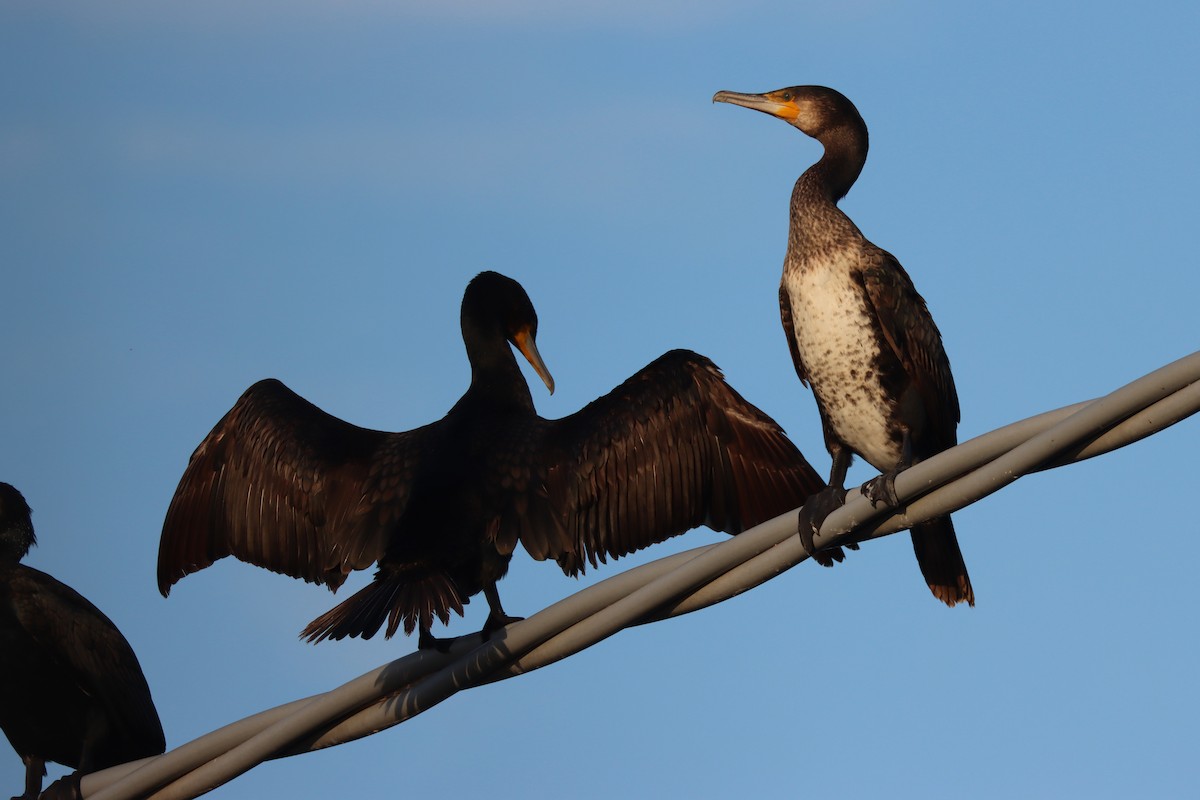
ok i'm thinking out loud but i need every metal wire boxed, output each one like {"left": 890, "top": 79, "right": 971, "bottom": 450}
{"left": 82, "top": 349, "right": 1200, "bottom": 800}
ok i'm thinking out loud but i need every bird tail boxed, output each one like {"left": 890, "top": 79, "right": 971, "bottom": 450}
{"left": 300, "top": 569, "right": 465, "bottom": 643}
{"left": 910, "top": 517, "right": 974, "bottom": 607}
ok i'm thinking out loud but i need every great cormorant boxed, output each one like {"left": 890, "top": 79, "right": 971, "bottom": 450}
{"left": 714, "top": 86, "right": 974, "bottom": 606}
{"left": 158, "top": 271, "right": 826, "bottom": 647}
{"left": 0, "top": 482, "right": 166, "bottom": 800}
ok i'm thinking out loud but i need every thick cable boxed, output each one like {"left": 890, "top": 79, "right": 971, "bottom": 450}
{"left": 81, "top": 351, "right": 1200, "bottom": 800}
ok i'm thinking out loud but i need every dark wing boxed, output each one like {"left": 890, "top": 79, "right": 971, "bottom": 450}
{"left": 860, "top": 251, "right": 961, "bottom": 450}
{"left": 158, "top": 379, "right": 429, "bottom": 595}
{"left": 526, "top": 350, "right": 824, "bottom": 575}
{"left": 778, "top": 281, "right": 811, "bottom": 386}
{"left": 11, "top": 566, "right": 165, "bottom": 758}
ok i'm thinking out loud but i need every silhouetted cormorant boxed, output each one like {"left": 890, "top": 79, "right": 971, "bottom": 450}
{"left": 0, "top": 483, "right": 166, "bottom": 800}
{"left": 158, "top": 271, "right": 825, "bottom": 648}
{"left": 714, "top": 86, "right": 974, "bottom": 606}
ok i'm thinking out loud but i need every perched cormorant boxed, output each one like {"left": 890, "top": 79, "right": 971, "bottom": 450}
{"left": 0, "top": 483, "right": 166, "bottom": 800}
{"left": 158, "top": 271, "right": 824, "bottom": 648}
{"left": 714, "top": 86, "right": 974, "bottom": 606}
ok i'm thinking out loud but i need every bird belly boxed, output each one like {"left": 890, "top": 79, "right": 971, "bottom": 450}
{"left": 785, "top": 265, "right": 902, "bottom": 472}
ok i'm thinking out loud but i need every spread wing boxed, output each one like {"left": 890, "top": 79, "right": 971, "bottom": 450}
{"left": 10, "top": 566, "right": 165, "bottom": 757}
{"left": 860, "top": 251, "right": 960, "bottom": 451}
{"left": 525, "top": 350, "right": 824, "bottom": 575}
{"left": 157, "top": 379, "right": 429, "bottom": 595}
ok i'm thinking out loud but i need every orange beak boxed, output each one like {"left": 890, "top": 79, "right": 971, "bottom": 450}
{"left": 512, "top": 327, "right": 555, "bottom": 395}
{"left": 712, "top": 89, "right": 801, "bottom": 123}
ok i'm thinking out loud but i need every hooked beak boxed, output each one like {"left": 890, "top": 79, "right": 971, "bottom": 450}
{"left": 712, "top": 90, "right": 800, "bottom": 124}
{"left": 512, "top": 328, "right": 555, "bottom": 395}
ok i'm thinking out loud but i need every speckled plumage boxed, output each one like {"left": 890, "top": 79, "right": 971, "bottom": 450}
{"left": 782, "top": 245, "right": 902, "bottom": 471}
{"left": 716, "top": 85, "right": 973, "bottom": 606}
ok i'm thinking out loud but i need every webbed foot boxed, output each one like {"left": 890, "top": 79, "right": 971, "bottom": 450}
{"left": 798, "top": 485, "right": 852, "bottom": 567}
{"left": 482, "top": 611, "right": 524, "bottom": 639}
{"left": 417, "top": 618, "right": 521, "bottom": 652}
{"left": 862, "top": 468, "right": 901, "bottom": 508}
{"left": 418, "top": 627, "right": 455, "bottom": 653}
{"left": 39, "top": 774, "right": 81, "bottom": 800}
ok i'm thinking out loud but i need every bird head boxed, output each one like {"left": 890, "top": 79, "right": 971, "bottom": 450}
{"left": 0, "top": 482, "right": 36, "bottom": 563}
{"left": 463, "top": 271, "right": 555, "bottom": 395}
{"left": 713, "top": 85, "right": 865, "bottom": 144}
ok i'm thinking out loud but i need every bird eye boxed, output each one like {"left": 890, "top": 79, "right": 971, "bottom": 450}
{"left": 781, "top": 92, "right": 792, "bottom": 101}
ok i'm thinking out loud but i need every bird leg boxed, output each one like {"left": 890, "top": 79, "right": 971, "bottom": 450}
{"left": 417, "top": 624, "right": 453, "bottom": 653}
{"left": 15, "top": 755, "right": 44, "bottom": 800}
{"left": 481, "top": 583, "right": 523, "bottom": 638}
{"left": 798, "top": 450, "right": 858, "bottom": 566}
{"left": 416, "top": 584, "right": 523, "bottom": 651}
{"left": 861, "top": 428, "right": 913, "bottom": 509}
{"left": 415, "top": 584, "right": 524, "bottom": 651}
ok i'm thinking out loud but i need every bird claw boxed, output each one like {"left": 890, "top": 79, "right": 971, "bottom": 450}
{"left": 418, "top": 628, "right": 454, "bottom": 653}
{"left": 417, "top": 615, "right": 522, "bottom": 652}
{"left": 862, "top": 470, "right": 901, "bottom": 508}
{"left": 38, "top": 774, "right": 81, "bottom": 800}
{"left": 482, "top": 612, "right": 524, "bottom": 639}
{"left": 797, "top": 485, "right": 849, "bottom": 567}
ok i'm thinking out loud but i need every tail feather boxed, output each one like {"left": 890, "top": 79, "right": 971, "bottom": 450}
{"left": 910, "top": 517, "right": 974, "bottom": 607}
{"left": 300, "top": 569, "right": 465, "bottom": 643}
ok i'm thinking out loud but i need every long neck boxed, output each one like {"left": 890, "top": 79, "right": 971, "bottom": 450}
{"left": 814, "top": 122, "right": 868, "bottom": 203}
{"left": 787, "top": 125, "right": 870, "bottom": 260}
{"left": 461, "top": 328, "right": 536, "bottom": 414}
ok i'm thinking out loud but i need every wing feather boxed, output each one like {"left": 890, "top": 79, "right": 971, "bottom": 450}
{"left": 861, "top": 252, "right": 961, "bottom": 450}
{"left": 157, "top": 379, "right": 427, "bottom": 595}
{"left": 533, "top": 350, "right": 824, "bottom": 575}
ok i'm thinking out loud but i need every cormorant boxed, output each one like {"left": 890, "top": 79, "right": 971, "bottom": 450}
{"left": 713, "top": 86, "right": 974, "bottom": 606}
{"left": 0, "top": 482, "right": 166, "bottom": 800}
{"left": 158, "top": 271, "right": 825, "bottom": 648}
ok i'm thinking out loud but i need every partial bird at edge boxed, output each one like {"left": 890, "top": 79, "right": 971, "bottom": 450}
{"left": 0, "top": 482, "right": 166, "bottom": 800}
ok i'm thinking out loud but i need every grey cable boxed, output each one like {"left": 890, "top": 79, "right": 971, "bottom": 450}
{"left": 82, "top": 350, "right": 1200, "bottom": 800}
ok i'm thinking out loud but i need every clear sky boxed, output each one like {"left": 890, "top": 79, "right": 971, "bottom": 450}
{"left": 2, "top": 2, "right": 1198, "bottom": 798}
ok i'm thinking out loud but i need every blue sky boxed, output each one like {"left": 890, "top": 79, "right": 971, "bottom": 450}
{"left": 2, "top": 2, "right": 1198, "bottom": 797}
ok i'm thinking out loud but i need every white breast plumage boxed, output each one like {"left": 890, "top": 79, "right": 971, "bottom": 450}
{"left": 784, "top": 250, "right": 902, "bottom": 471}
